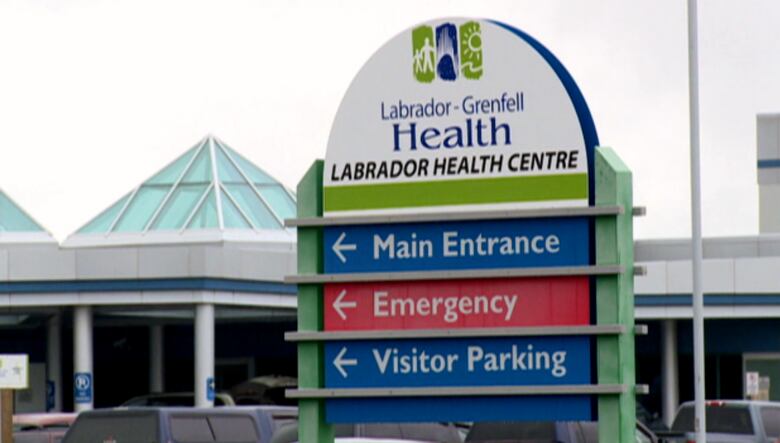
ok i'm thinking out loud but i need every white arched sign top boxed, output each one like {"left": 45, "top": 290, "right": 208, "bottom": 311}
{"left": 324, "top": 18, "right": 598, "bottom": 216}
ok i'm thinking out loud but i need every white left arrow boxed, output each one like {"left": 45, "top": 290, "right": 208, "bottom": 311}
{"left": 333, "top": 347, "right": 358, "bottom": 378}
{"left": 332, "top": 232, "right": 357, "bottom": 263}
{"left": 333, "top": 289, "right": 357, "bottom": 320}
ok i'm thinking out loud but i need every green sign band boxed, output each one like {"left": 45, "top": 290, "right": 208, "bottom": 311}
{"left": 324, "top": 173, "right": 588, "bottom": 212}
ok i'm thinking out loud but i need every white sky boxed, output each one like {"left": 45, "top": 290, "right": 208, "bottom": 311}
{"left": 1, "top": 0, "right": 778, "bottom": 241}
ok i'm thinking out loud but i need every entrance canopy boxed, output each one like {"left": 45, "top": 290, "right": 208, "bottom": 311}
{"left": 0, "top": 188, "right": 54, "bottom": 243}
{"left": 65, "top": 135, "right": 296, "bottom": 247}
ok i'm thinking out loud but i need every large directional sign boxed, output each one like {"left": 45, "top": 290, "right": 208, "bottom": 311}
{"left": 325, "top": 336, "right": 590, "bottom": 388}
{"left": 292, "top": 14, "right": 637, "bottom": 443}
{"left": 324, "top": 277, "right": 590, "bottom": 330}
{"left": 324, "top": 217, "right": 589, "bottom": 273}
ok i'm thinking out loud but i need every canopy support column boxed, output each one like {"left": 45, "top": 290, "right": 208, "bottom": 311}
{"left": 662, "top": 319, "right": 679, "bottom": 427}
{"left": 195, "top": 304, "right": 215, "bottom": 408}
{"left": 73, "top": 306, "right": 93, "bottom": 412}
{"left": 150, "top": 324, "right": 165, "bottom": 393}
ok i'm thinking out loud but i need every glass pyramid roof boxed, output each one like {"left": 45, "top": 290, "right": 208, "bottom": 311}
{"left": 0, "top": 189, "right": 46, "bottom": 233}
{"left": 77, "top": 136, "right": 296, "bottom": 235}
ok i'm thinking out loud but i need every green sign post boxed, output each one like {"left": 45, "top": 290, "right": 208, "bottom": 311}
{"left": 294, "top": 161, "right": 333, "bottom": 443}
{"left": 595, "top": 147, "right": 637, "bottom": 442}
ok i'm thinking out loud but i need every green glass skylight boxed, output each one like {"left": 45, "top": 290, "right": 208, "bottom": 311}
{"left": 76, "top": 136, "right": 296, "bottom": 234}
{"left": 0, "top": 190, "right": 46, "bottom": 233}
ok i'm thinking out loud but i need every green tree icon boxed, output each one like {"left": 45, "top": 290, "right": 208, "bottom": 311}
{"left": 459, "top": 21, "right": 483, "bottom": 80}
{"left": 412, "top": 25, "right": 436, "bottom": 83}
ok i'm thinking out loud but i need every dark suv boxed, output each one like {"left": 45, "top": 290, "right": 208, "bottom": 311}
{"left": 62, "top": 407, "right": 268, "bottom": 443}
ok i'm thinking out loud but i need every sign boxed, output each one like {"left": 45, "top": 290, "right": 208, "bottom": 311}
{"left": 324, "top": 217, "right": 588, "bottom": 273}
{"left": 746, "top": 371, "right": 759, "bottom": 396}
{"left": 323, "top": 18, "right": 598, "bottom": 217}
{"left": 324, "top": 277, "right": 589, "bottom": 330}
{"left": 325, "top": 336, "right": 590, "bottom": 388}
{"left": 0, "top": 354, "right": 28, "bottom": 389}
{"left": 290, "top": 14, "right": 636, "bottom": 441}
{"left": 46, "top": 380, "right": 55, "bottom": 411}
{"left": 74, "top": 372, "right": 92, "bottom": 404}
{"left": 207, "top": 377, "right": 215, "bottom": 401}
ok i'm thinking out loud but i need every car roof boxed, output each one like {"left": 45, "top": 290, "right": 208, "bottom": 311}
{"left": 79, "top": 407, "right": 259, "bottom": 417}
{"left": 233, "top": 405, "right": 298, "bottom": 416}
{"left": 13, "top": 413, "right": 77, "bottom": 426}
{"left": 130, "top": 392, "right": 230, "bottom": 398}
{"left": 678, "top": 400, "right": 780, "bottom": 407}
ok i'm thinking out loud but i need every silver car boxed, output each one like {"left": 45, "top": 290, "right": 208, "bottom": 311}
{"left": 665, "top": 400, "right": 780, "bottom": 442}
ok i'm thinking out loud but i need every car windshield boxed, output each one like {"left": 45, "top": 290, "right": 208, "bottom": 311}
{"left": 62, "top": 413, "right": 159, "bottom": 443}
{"left": 671, "top": 404, "right": 754, "bottom": 435}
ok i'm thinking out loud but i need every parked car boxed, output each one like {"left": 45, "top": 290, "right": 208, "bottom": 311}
{"left": 243, "top": 405, "right": 298, "bottom": 440}
{"left": 637, "top": 402, "right": 668, "bottom": 433}
{"left": 62, "top": 407, "right": 266, "bottom": 443}
{"left": 662, "top": 400, "right": 780, "bottom": 442}
{"left": 121, "top": 391, "right": 236, "bottom": 407}
{"left": 230, "top": 375, "right": 298, "bottom": 405}
{"left": 271, "top": 422, "right": 462, "bottom": 443}
{"left": 465, "top": 420, "right": 658, "bottom": 443}
{"left": 13, "top": 413, "right": 77, "bottom": 443}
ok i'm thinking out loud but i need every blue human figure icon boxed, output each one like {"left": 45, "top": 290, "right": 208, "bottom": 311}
{"left": 436, "top": 23, "right": 459, "bottom": 81}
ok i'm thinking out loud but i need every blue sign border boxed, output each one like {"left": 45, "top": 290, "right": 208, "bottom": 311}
{"left": 490, "top": 20, "right": 600, "bottom": 206}
{"left": 326, "top": 395, "right": 593, "bottom": 423}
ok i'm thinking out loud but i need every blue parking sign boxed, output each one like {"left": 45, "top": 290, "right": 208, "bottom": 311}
{"left": 74, "top": 372, "right": 92, "bottom": 404}
{"left": 207, "top": 377, "right": 215, "bottom": 401}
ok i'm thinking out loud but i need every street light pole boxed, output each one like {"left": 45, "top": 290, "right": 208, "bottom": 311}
{"left": 687, "top": 0, "right": 706, "bottom": 441}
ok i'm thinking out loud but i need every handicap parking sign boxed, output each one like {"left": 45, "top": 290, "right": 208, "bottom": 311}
{"left": 74, "top": 372, "right": 92, "bottom": 404}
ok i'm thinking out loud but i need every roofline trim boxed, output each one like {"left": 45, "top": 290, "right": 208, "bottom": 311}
{"left": 0, "top": 231, "right": 57, "bottom": 244}
{"left": 0, "top": 277, "right": 297, "bottom": 295}
{"left": 61, "top": 227, "right": 295, "bottom": 248}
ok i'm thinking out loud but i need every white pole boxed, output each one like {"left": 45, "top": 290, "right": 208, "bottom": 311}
{"left": 150, "top": 325, "right": 165, "bottom": 393}
{"left": 195, "top": 304, "right": 215, "bottom": 408}
{"left": 687, "top": 0, "right": 706, "bottom": 440}
{"left": 662, "top": 319, "right": 680, "bottom": 428}
{"left": 73, "top": 306, "right": 94, "bottom": 412}
{"left": 46, "top": 314, "right": 62, "bottom": 412}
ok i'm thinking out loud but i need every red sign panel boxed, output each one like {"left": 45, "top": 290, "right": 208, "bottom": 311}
{"left": 323, "top": 277, "right": 589, "bottom": 331}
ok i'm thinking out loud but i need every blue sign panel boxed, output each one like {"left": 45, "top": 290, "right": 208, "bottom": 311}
{"left": 74, "top": 372, "right": 92, "bottom": 404}
{"left": 326, "top": 395, "right": 593, "bottom": 423}
{"left": 46, "top": 380, "right": 55, "bottom": 411}
{"left": 323, "top": 217, "right": 589, "bottom": 274}
{"left": 325, "top": 336, "right": 590, "bottom": 388}
{"left": 207, "top": 377, "right": 215, "bottom": 401}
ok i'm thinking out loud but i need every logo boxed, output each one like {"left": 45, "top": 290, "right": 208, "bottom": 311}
{"left": 75, "top": 374, "right": 90, "bottom": 390}
{"left": 413, "top": 21, "right": 483, "bottom": 83}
